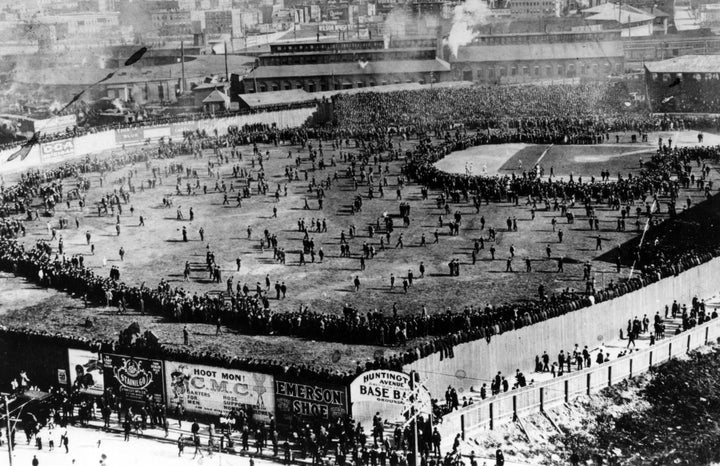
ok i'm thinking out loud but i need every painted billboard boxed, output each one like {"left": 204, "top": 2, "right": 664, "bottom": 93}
{"left": 39, "top": 139, "right": 75, "bottom": 162}
{"left": 170, "top": 121, "right": 198, "bottom": 138}
{"left": 349, "top": 370, "right": 431, "bottom": 430}
{"left": 102, "top": 354, "right": 165, "bottom": 404}
{"left": 68, "top": 348, "right": 105, "bottom": 396}
{"left": 164, "top": 361, "right": 274, "bottom": 422}
{"left": 274, "top": 375, "right": 348, "bottom": 424}
{"left": 115, "top": 127, "right": 144, "bottom": 145}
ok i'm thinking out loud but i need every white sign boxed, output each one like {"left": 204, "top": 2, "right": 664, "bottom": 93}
{"left": 349, "top": 370, "right": 431, "bottom": 430}
{"left": 68, "top": 348, "right": 105, "bottom": 396}
{"left": 164, "top": 361, "right": 275, "bottom": 422}
{"left": 35, "top": 114, "right": 77, "bottom": 136}
{"left": 40, "top": 139, "right": 75, "bottom": 161}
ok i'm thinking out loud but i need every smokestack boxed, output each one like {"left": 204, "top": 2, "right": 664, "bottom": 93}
{"left": 224, "top": 41, "right": 229, "bottom": 82}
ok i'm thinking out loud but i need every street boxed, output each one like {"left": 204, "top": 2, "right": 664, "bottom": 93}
{"left": 5, "top": 425, "right": 277, "bottom": 466}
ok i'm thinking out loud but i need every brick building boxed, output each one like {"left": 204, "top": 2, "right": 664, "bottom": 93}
{"left": 235, "top": 37, "right": 452, "bottom": 94}
{"left": 452, "top": 31, "right": 625, "bottom": 84}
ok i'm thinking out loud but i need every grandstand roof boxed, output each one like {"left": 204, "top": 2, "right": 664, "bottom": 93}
{"left": 237, "top": 81, "right": 474, "bottom": 109}
{"left": 582, "top": 3, "right": 656, "bottom": 23}
{"left": 239, "top": 89, "right": 316, "bottom": 108}
{"left": 644, "top": 55, "right": 720, "bottom": 74}
{"left": 246, "top": 59, "right": 451, "bottom": 79}
{"left": 202, "top": 90, "right": 229, "bottom": 103}
{"left": 455, "top": 41, "right": 624, "bottom": 63}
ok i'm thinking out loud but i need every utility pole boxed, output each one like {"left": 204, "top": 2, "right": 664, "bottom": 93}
{"left": 409, "top": 370, "right": 420, "bottom": 466}
{"left": 4, "top": 395, "right": 12, "bottom": 466}
{"left": 180, "top": 40, "right": 186, "bottom": 94}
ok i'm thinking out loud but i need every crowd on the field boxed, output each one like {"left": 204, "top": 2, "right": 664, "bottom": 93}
{"left": 2, "top": 84, "right": 720, "bottom": 386}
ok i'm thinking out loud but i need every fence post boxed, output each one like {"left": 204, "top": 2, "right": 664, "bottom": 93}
{"left": 608, "top": 365, "right": 612, "bottom": 386}
{"left": 489, "top": 402, "right": 494, "bottom": 430}
{"left": 512, "top": 395, "right": 517, "bottom": 421}
{"left": 706, "top": 326, "right": 709, "bottom": 345}
{"left": 668, "top": 342, "right": 672, "bottom": 359}
{"left": 586, "top": 372, "right": 591, "bottom": 395}
{"left": 564, "top": 379, "right": 569, "bottom": 403}
{"left": 649, "top": 350, "right": 653, "bottom": 368}
{"left": 629, "top": 358, "right": 633, "bottom": 378}
{"left": 539, "top": 387, "right": 544, "bottom": 412}
{"left": 460, "top": 414, "right": 465, "bottom": 440}
{"left": 687, "top": 334, "right": 691, "bottom": 353}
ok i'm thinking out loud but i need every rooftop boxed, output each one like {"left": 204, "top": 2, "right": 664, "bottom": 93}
{"left": 644, "top": 55, "right": 720, "bottom": 74}
{"left": 455, "top": 41, "right": 625, "bottom": 62}
{"left": 202, "top": 90, "right": 229, "bottom": 103}
{"left": 238, "top": 81, "right": 474, "bottom": 109}
{"left": 246, "top": 59, "right": 451, "bottom": 79}
{"left": 583, "top": 2, "right": 656, "bottom": 23}
{"left": 12, "top": 55, "right": 254, "bottom": 86}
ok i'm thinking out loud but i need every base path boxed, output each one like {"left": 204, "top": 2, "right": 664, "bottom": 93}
{"left": 433, "top": 143, "right": 529, "bottom": 176}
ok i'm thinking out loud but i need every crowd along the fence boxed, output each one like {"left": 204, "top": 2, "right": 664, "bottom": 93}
{"left": 0, "top": 311, "right": 718, "bottom": 435}
{"left": 0, "top": 106, "right": 317, "bottom": 175}
{"left": 434, "top": 313, "right": 720, "bottom": 452}
{"left": 0, "top": 335, "right": 437, "bottom": 429}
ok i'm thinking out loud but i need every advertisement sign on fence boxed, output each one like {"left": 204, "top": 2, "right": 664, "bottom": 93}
{"left": 40, "top": 139, "right": 75, "bottom": 162}
{"left": 274, "top": 376, "right": 348, "bottom": 424}
{"left": 143, "top": 125, "right": 171, "bottom": 140}
{"left": 170, "top": 121, "right": 198, "bottom": 138}
{"left": 164, "top": 361, "right": 274, "bottom": 421}
{"left": 115, "top": 127, "right": 144, "bottom": 145}
{"left": 35, "top": 115, "right": 77, "bottom": 136}
{"left": 68, "top": 349, "right": 105, "bottom": 396}
{"left": 349, "top": 370, "right": 431, "bottom": 429}
{"left": 102, "top": 354, "right": 165, "bottom": 404}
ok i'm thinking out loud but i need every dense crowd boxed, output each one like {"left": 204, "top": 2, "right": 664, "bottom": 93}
{"left": 335, "top": 84, "right": 656, "bottom": 136}
{"left": 0, "top": 103, "right": 317, "bottom": 152}
{"left": 8, "top": 353, "right": 454, "bottom": 466}
{"left": 2, "top": 84, "right": 720, "bottom": 387}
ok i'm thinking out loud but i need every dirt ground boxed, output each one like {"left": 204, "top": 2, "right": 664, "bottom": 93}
{"left": 0, "top": 129, "right": 718, "bottom": 365}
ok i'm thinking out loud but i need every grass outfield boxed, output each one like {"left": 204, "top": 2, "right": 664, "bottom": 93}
{"left": 0, "top": 130, "right": 717, "bottom": 363}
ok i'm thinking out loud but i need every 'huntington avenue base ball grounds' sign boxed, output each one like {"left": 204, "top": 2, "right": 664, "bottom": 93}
{"left": 349, "top": 370, "right": 431, "bottom": 429}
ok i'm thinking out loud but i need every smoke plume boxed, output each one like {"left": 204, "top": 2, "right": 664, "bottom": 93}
{"left": 448, "top": 0, "right": 492, "bottom": 57}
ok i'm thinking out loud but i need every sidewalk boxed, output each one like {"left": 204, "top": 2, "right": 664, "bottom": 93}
{"left": 460, "top": 297, "right": 719, "bottom": 401}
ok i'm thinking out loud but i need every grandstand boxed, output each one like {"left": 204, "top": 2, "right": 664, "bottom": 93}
{"left": 645, "top": 54, "right": 720, "bottom": 113}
